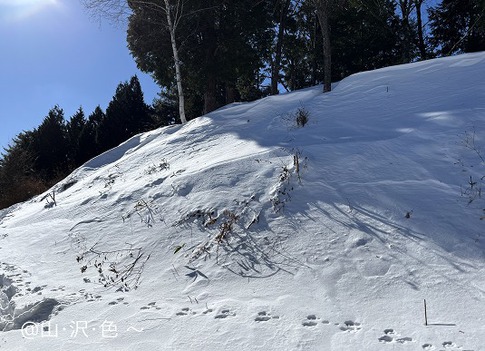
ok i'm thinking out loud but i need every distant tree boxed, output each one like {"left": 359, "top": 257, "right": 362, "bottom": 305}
{"left": 31, "top": 106, "right": 69, "bottom": 181}
{"left": 97, "top": 76, "right": 152, "bottom": 150}
{"left": 0, "top": 132, "right": 45, "bottom": 209}
{"left": 66, "top": 107, "right": 87, "bottom": 167}
{"left": 429, "top": 0, "right": 485, "bottom": 55}
{"left": 78, "top": 106, "right": 105, "bottom": 163}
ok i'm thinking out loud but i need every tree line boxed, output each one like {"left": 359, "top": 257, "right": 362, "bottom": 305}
{"left": 86, "top": 0, "right": 485, "bottom": 118}
{"left": 0, "top": 76, "right": 173, "bottom": 209}
{"left": 1, "top": 0, "right": 484, "bottom": 209}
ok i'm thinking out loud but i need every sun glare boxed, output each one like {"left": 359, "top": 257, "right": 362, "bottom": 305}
{"left": 0, "top": 0, "right": 59, "bottom": 23}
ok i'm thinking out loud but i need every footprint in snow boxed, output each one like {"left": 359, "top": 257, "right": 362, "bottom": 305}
{"left": 139, "top": 301, "right": 162, "bottom": 310}
{"left": 84, "top": 293, "right": 102, "bottom": 302}
{"left": 202, "top": 308, "right": 213, "bottom": 315}
{"left": 378, "top": 329, "right": 413, "bottom": 344}
{"left": 254, "top": 311, "right": 279, "bottom": 322}
{"left": 442, "top": 341, "right": 463, "bottom": 350}
{"left": 301, "top": 315, "right": 336, "bottom": 328}
{"left": 302, "top": 314, "right": 320, "bottom": 327}
{"left": 422, "top": 344, "right": 434, "bottom": 350}
{"left": 175, "top": 307, "right": 195, "bottom": 316}
{"left": 214, "top": 308, "right": 236, "bottom": 319}
{"left": 339, "top": 320, "right": 362, "bottom": 332}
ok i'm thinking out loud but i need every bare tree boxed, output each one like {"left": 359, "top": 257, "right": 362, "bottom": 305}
{"left": 82, "top": 0, "right": 187, "bottom": 124}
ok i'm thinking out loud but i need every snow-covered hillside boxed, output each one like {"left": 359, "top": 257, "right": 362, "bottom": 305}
{"left": 1, "top": 53, "right": 485, "bottom": 351}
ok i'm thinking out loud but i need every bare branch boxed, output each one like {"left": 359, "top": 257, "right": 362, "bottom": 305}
{"left": 82, "top": 0, "right": 131, "bottom": 24}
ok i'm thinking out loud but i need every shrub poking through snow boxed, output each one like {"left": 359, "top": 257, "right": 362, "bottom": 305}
{"left": 173, "top": 196, "right": 260, "bottom": 262}
{"left": 271, "top": 164, "right": 293, "bottom": 213}
{"left": 122, "top": 199, "right": 158, "bottom": 227}
{"left": 75, "top": 242, "right": 149, "bottom": 291}
{"left": 270, "top": 152, "right": 306, "bottom": 212}
{"left": 215, "top": 210, "right": 239, "bottom": 243}
{"left": 281, "top": 104, "right": 310, "bottom": 130}
{"left": 295, "top": 107, "right": 309, "bottom": 128}
{"left": 145, "top": 159, "right": 170, "bottom": 175}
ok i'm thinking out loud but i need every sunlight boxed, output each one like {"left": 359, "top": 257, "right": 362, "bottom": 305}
{"left": 0, "top": 0, "right": 59, "bottom": 23}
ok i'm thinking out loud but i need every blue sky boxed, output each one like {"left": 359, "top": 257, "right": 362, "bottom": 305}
{"left": 0, "top": 0, "right": 160, "bottom": 151}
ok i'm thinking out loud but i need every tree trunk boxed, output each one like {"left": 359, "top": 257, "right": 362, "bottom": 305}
{"left": 415, "top": 0, "right": 427, "bottom": 60}
{"left": 271, "top": 0, "right": 291, "bottom": 95}
{"left": 164, "top": 0, "right": 187, "bottom": 124}
{"left": 311, "top": 12, "right": 318, "bottom": 85}
{"left": 225, "top": 83, "right": 236, "bottom": 104}
{"left": 399, "top": 0, "right": 413, "bottom": 62}
{"left": 315, "top": 1, "right": 332, "bottom": 92}
{"left": 204, "top": 75, "right": 218, "bottom": 114}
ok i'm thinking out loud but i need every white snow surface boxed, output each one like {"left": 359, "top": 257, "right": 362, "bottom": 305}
{"left": 1, "top": 53, "right": 485, "bottom": 350}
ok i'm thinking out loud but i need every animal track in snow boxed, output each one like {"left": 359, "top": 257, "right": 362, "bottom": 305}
{"left": 302, "top": 314, "right": 319, "bottom": 327}
{"left": 175, "top": 307, "right": 195, "bottom": 316}
{"left": 214, "top": 308, "right": 236, "bottom": 319}
{"left": 109, "top": 297, "right": 129, "bottom": 306}
{"left": 172, "top": 305, "right": 214, "bottom": 316}
{"left": 441, "top": 341, "right": 463, "bottom": 350}
{"left": 83, "top": 292, "right": 102, "bottom": 302}
{"left": 339, "top": 320, "right": 362, "bottom": 332}
{"left": 254, "top": 311, "right": 279, "bottom": 322}
{"left": 422, "top": 340, "right": 468, "bottom": 350}
{"left": 301, "top": 315, "right": 351, "bottom": 329}
{"left": 378, "top": 329, "right": 413, "bottom": 344}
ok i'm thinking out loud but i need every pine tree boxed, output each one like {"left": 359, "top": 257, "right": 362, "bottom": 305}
{"left": 97, "top": 76, "right": 152, "bottom": 150}
{"left": 78, "top": 106, "right": 105, "bottom": 164}
{"left": 66, "top": 107, "right": 87, "bottom": 167}
{"left": 127, "top": 0, "right": 274, "bottom": 116}
{"left": 0, "top": 132, "right": 44, "bottom": 209}
{"left": 429, "top": 0, "right": 485, "bottom": 56}
{"left": 331, "top": 0, "right": 402, "bottom": 79}
{"left": 31, "top": 106, "right": 69, "bottom": 181}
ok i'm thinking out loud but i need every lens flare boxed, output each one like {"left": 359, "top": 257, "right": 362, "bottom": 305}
{"left": 0, "top": 0, "right": 59, "bottom": 23}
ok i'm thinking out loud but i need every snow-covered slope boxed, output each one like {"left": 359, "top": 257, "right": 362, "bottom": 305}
{"left": 1, "top": 53, "right": 485, "bottom": 350}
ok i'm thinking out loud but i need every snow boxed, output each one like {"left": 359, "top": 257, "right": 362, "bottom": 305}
{"left": 1, "top": 52, "right": 485, "bottom": 350}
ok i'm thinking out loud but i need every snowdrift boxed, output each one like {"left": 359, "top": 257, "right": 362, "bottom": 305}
{"left": 1, "top": 52, "right": 485, "bottom": 350}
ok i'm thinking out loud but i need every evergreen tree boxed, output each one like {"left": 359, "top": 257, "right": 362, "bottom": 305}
{"left": 429, "top": 0, "right": 485, "bottom": 55}
{"left": 97, "top": 76, "right": 152, "bottom": 150}
{"left": 31, "top": 106, "right": 69, "bottom": 181}
{"left": 127, "top": 0, "right": 274, "bottom": 116}
{"left": 78, "top": 106, "right": 105, "bottom": 163}
{"left": 279, "top": 1, "right": 322, "bottom": 91}
{"left": 66, "top": 107, "right": 87, "bottom": 167}
{"left": 331, "top": 0, "right": 402, "bottom": 79}
{"left": 0, "top": 132, "right": 44, "bottom": 209}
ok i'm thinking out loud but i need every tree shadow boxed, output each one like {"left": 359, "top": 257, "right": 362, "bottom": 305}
{"left": 283, "top": 198, "right": 485, "bottom": 297}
